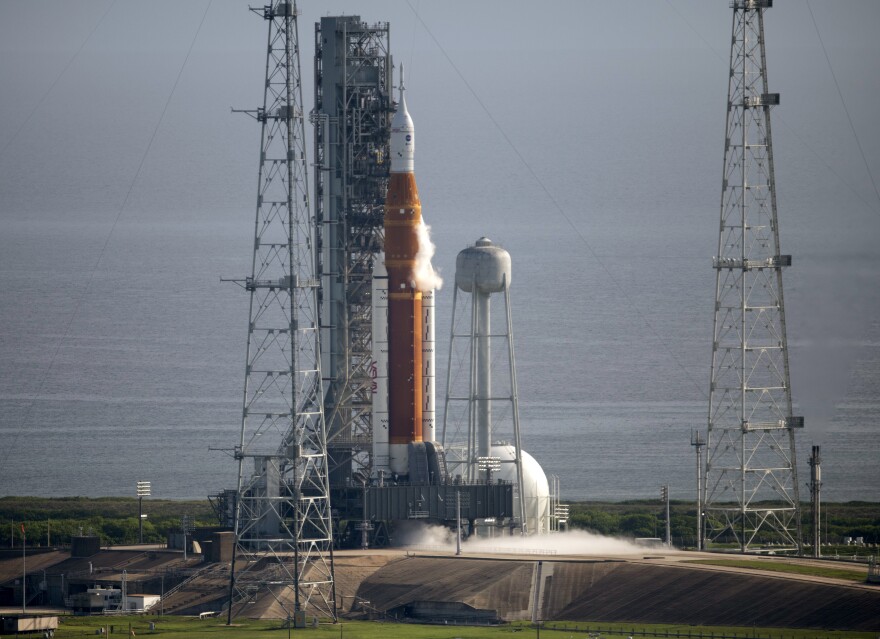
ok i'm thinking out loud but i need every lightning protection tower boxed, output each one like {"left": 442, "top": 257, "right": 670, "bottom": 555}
{"left": 705, "top": 0, "right": 802, "bottom": 553}
{"left": 227, "top": 1, "right": 336, "bottom": 621}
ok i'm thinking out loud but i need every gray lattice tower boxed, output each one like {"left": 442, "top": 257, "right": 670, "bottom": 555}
{"left": 704, "top": 0, "right": 802, "bottom": 553}
{"left": 228, "top": 1, "right": 336, "bottom": 621}
{"left": 313, "top": 17, "right": 391, "bottom": 514}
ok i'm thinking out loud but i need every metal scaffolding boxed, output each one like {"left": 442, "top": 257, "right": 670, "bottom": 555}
{"left": 704, "top": 0, "right": 802, "bottom": 553}
{"left": 227, "top": 1, "right": 336, "bottom": 621}
{"left": 313, "top": 16, "right": 392, "bottom": 537}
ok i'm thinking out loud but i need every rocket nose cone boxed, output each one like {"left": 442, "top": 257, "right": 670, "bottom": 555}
{"left": 390, "top": 66, "right": 415, "bottom": 172}
{"left": 391, "top": 94, "right": 414, "bottom": 133}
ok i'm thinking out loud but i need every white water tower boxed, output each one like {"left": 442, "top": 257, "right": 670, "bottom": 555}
{"left": 442, "top": 237, "right": 550, "bottom": 535}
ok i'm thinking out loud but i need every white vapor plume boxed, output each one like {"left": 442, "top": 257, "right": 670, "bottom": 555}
{"left": 413, "top": 219, "right": 443, "bottom": 292}
{"left": 464, "top": 529, "right": 647, "bottom": 556}
{"left": 394, "top": 521, "right": 456, "bottom": 547}
{"left": 395, "top": 522, "right": 650, "bottom": 556}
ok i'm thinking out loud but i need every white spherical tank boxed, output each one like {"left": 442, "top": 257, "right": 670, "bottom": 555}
{"left": 491, "top": 444, "right": 551, "bottom": 535}
{"left": 455, "top": 237, "right": 511, "bottom": 293}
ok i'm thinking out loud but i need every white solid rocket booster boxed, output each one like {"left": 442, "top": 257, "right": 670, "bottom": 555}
{"left": 422, "top": 289, "right": 435, "bottom": 444}
{"left": 371, "top": 255, "right": 390, "bottom": 475}
{"left": 371, "top": 255, "right": 436, "bottom": 475}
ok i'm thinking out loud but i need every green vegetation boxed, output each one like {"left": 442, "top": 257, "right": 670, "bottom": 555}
{"left": 44, "top": 617, "right": 879, "bottom": 639}
{"left": 1, "top": 497, "right": 877, "bottom": 555}
{"left": 538, "top": 622, "right": 878, "bottom": 639}
{"left": 0, "top": 497, "right": 215, "bottom": 547}
{"left": 684, "top": 559, "right": 867, "bottom": 582}
{"left": 568, "top": 500, "right": 880, "bottom": 551}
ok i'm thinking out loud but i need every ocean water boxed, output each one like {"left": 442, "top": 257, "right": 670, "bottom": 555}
{"left": 2, "top": 185, "right": 876, "bottom": 504}
{"left": 0, "top": 3, "right": 878, "bottom": 504}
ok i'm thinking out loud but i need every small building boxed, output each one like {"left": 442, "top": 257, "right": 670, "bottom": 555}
{"left": 122, "top": 594, "right": 161, "bottom": 612}
{"left": 69, "top": 587, "right": 121, "bottom": 614}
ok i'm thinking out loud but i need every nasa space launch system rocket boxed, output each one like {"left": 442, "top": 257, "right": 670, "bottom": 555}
{"left": 369, "top": 67, "right": 545, "bottom": 532}
{"left": 374, "top": 66, "right": 435, "bottom": 477}
{"left": 368, "top": 67, "right": 542, "bottom": 531}
{"left": 384, "top": 66, "right": 422, "bottom": 475}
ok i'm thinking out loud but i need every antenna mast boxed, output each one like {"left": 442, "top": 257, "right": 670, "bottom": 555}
{"left": 704, "top": 0, "right": 802, "bottom": 553}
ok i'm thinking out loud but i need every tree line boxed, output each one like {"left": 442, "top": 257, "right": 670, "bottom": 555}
{"left": 0, "top": 496, "right": 877, "bottom": 550}
{"left": 568, "top": 500, "right": 880, "bottom": 549}
{"left": 0, "top": 496, "right": 214, "bottom": 547}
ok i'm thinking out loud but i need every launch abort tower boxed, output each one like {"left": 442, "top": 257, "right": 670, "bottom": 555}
{"left": 704, "top": 0, "right": 802, "bottom": 553}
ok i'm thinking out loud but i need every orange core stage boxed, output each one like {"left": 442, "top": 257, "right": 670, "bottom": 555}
{"left": 384, "top": 171, "right": 423, "bottom": 448}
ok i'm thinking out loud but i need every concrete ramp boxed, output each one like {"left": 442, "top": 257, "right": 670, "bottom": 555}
{"left": 356, "top": 556, "right": 534, "bottom": 620}
{"left": 353, "top": 555, "right": 880, "bottom": 631}
{"left": 540, "top": 560, "right": 623, "bottom": 620}
{"left": 332, "top": 554, "right": 400, "bottom": 614}
{"left": 554, "top": 562, "right": 880, "bottom": 631}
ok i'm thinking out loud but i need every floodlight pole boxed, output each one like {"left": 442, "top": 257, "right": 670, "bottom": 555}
{"left": 137, "top": 481, "right": 151, "bottom": 544}
{"left": 21, "top": 525, "right": 26, "bottom": 614}
{"left": 809, "top": 446, "right": 822, "bottom": 558}
{"left": 661, "top": 485, "right": 671, "bottom": 547}
{"left": 456, "top": 491, "right": 462, "bottom": 556}
{"left": 666, "top": 488, "right": 671, "bottom": 548}
{"left": 691, "top": 431, "right": 705, "bottom": 550}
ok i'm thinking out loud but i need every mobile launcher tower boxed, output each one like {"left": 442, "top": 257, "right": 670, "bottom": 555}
{"left": 312, "top": 16, "right": 520, "bottom": 546}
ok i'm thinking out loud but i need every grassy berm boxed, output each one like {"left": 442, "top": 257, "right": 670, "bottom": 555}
{"left": 45, "top": 616, "right": 880, "bottom": 639}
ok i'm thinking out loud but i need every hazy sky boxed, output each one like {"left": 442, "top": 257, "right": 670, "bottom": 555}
{"left": 2, "top": 1, "right": 877, "bottom": 226}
